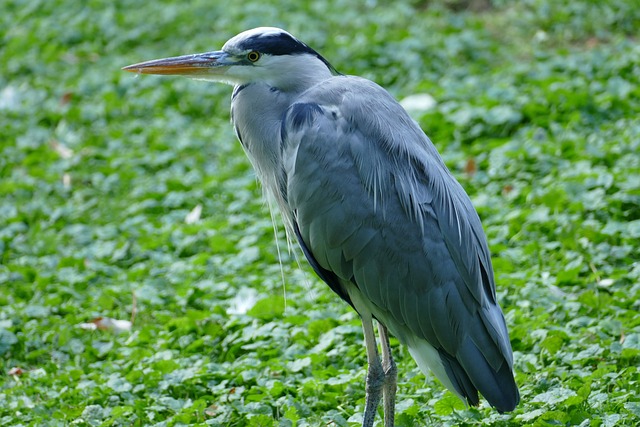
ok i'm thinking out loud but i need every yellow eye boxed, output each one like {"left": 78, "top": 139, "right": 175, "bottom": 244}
{"left": 247, "top": 51, "right": 261, "bottom": 62}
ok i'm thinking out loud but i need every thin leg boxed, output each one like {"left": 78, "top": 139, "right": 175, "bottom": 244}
{"left": 378, "top": 323, "right": 397, "bottom": 427}
{"left": 361, "top": 313, "right": 384, "bottom": 427}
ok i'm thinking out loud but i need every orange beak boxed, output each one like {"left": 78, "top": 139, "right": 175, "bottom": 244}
{"left": 122, "top": 51, "right": 231, "bottom": 76}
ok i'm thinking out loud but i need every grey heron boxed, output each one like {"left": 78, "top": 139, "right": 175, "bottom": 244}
{"left": 123, "top": 27, "right": 520, "bottom": 426}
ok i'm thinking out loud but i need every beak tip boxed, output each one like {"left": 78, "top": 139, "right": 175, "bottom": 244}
{"left": 122, "top": 64, "right": 141, "bottom": 73}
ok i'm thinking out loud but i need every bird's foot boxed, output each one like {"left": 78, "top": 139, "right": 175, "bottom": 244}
{"left": 382, "top": 362, "right": 397, "bottom": 427}
{"left": 362, "top": 358, "right": 384, "bottom": 427}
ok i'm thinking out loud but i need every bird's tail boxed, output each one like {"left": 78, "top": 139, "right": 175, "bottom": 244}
{"left": 407, "top": 338, "right": 520, "bottom": 412}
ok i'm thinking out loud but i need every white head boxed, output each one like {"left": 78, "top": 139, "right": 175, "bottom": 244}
{"left": 123, "top": 27, "right": 337, "bottom": 91}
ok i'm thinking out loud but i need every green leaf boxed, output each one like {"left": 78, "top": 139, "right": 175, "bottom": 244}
{"left": 283, "top": 405, "right": 300, "bottom": 425}
{"left": 0, "top": 329, "right": 18, "bottom": 356}
{"left": 288, "top": 357, "right": 311, "bottom": 373}
{"left": 540, "top": 331, "right": 566, "bottom": 354}
{"left": 532, "top": 387, "right": 577, "bottom": 405}
{"left": 433, "top": 393, "right": 465, "bottom": 415}
{"left": 106, "top": 374, "right": 132, "bottom": 393}
{"left": 247, "top": 296, "right": 285, "bottom": 320}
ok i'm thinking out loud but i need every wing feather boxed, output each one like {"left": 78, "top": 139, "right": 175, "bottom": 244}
{"left": 282, "top": 76, "right": 518, "bottom": 411}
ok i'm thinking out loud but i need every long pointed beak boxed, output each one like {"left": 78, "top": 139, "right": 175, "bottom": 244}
{"left": 122, "top": 51, "right": 230, "bottom": 76}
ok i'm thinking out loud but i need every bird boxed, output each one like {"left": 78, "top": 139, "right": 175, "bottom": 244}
{"left": 123, "top": 27, "right": 520, "bottom": 426}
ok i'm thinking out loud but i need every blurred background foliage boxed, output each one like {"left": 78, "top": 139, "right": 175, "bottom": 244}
{"left": 1, "top": 0, "right": 639, "bottom": 425}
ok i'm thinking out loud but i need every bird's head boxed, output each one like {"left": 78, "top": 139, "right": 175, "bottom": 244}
{"left": 123, "top": 27, "right": 338, "bottom": 91}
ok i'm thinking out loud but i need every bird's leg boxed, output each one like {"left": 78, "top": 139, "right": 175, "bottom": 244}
{"left": 361, "top": 314, "right": 384, "bottom": 427}
{"left": 378, "top": 323, "right": 397, "bottom": 427}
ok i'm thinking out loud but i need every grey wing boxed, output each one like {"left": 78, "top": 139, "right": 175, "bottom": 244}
{"left": 282, "top": 77, "right": 518, "bottom": 411}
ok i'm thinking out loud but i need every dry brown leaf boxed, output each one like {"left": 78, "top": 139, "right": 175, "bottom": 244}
{"left": 8, "top": 367, "right": 24, "bottom": 376}
{"left": 78, "top": 317, "right": 132, "bottom": 333}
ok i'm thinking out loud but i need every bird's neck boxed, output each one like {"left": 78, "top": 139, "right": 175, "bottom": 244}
{"left": 231, "top": 83, "right": 296, "bottom": 230}
{"left": 262, "top": 54, "right": 334, "bottom": 93}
